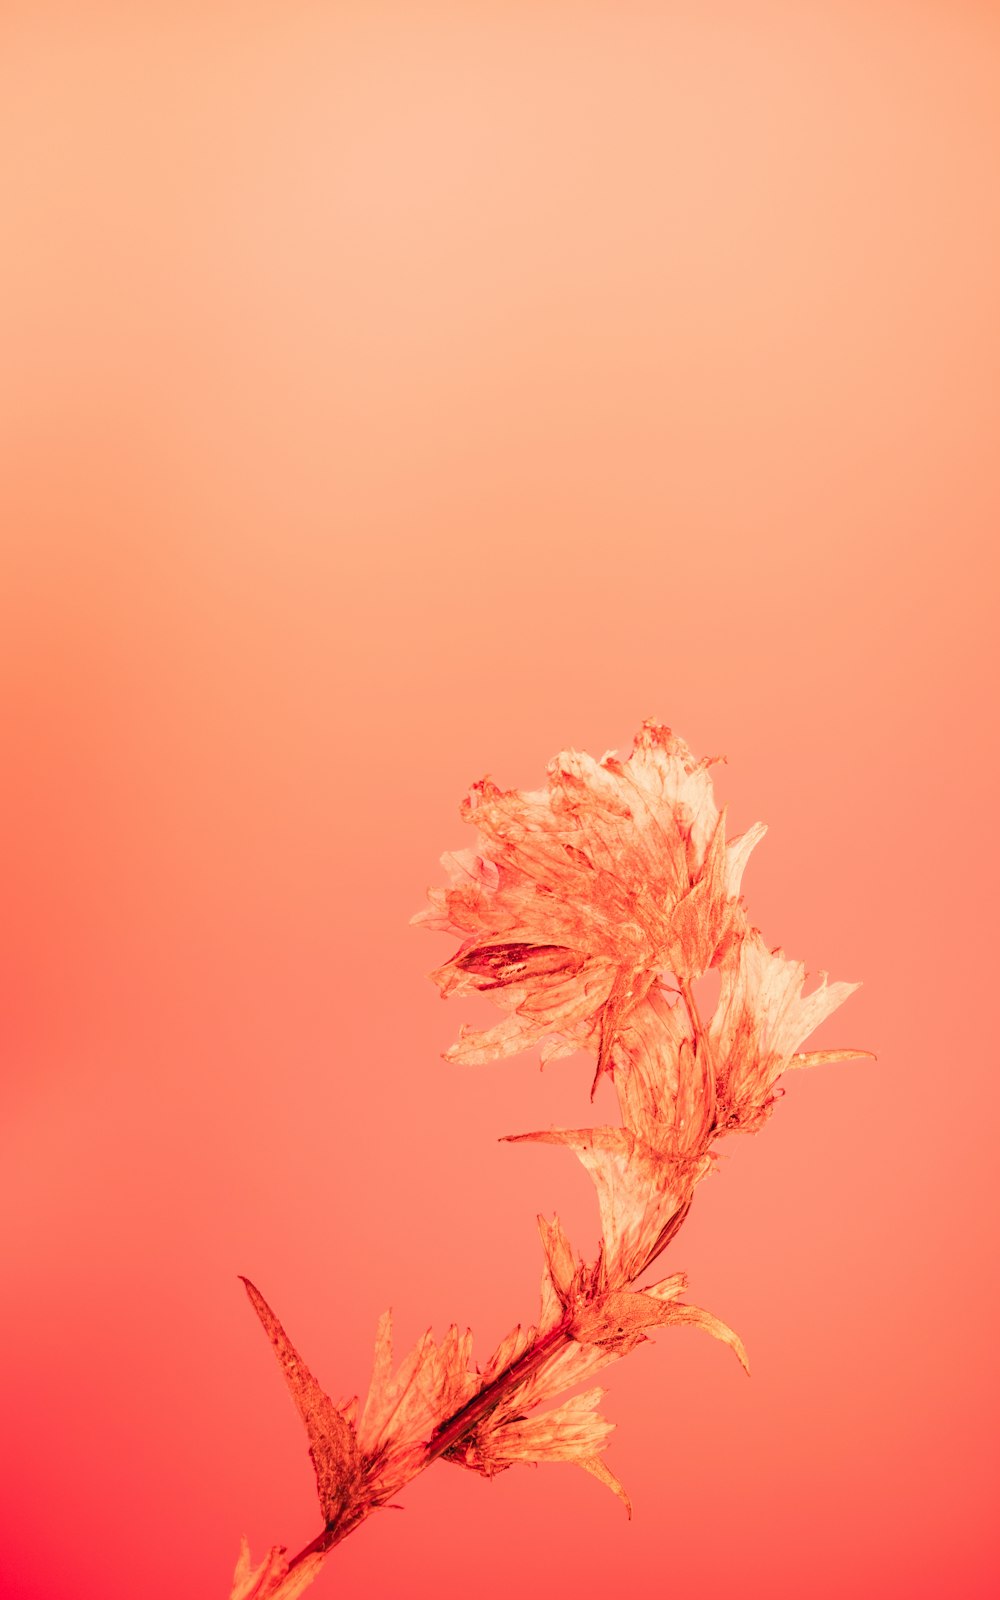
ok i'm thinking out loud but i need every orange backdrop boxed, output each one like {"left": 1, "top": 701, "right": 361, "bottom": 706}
{"left": 2, "top": 4, "right": 998, "bottom": 1598}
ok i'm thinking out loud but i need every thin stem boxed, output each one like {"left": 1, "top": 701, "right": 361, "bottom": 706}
{"left": 283, "top": 997, "right": 720, "bottom": 1579}
{"left": 286, "top": 1318, "right": 573, "bottom": 1573}
{"left": 427, "top": 1319, "right": 570, "bottom": 1460}
{"left": 285, "top": 1163, "right": 707, "bottom": 1579}
{"left": 281, "top": 986, "right": 722, "bottom": 1583}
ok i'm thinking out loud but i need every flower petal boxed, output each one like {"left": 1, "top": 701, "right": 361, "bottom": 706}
{"left": 355, "top": 1315, "right": 479, "bottom": 1492}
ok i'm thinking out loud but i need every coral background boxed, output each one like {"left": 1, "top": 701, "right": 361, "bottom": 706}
{"left": 2, "top": 4, "right": 998, "bottom": 1598}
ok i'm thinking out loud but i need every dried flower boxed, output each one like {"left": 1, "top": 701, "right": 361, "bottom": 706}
{"left": 228, "top": 722, "right": 869, "bottom": 1598}
{"left": 411, "top": 720, "right": 766, "bottom": 1085}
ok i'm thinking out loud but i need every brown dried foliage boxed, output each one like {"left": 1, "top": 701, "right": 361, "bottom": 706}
{"left": 229, "top": 722, "right": 869, "bottom": 1595}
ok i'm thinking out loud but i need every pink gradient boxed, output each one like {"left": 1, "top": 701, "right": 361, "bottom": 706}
{"left": 1, "top": 4, "right": 998, "bottom": 1598}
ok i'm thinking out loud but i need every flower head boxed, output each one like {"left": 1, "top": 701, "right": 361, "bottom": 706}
{"left": 413, "top": 721, "right": 766, "bottom": 1083}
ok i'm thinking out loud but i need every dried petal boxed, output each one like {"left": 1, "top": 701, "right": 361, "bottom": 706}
{"left": 504, "top": 1126, "right": 702, "bottom": 1285}
{"left": 450, "top": 1384, "right": 629, "bottom": 1510}
{"left": 642, "top": 1271, "right": 688, "bottom": 1302}
{"left": 491, "top": 1385, "right": 614, "bottom": 1460}
{"left": 536, "top": 1212, "right": 581, "bottom": 1312}
{"left": 711, "top": 931, "right": 863, "bottom": 1130}
{"left": 479, "top": 1320, "right": 535, "bottom": 1382}
{"left": 355, "top": 1313, "right": 480, "bottom": 1495}
{"left": 662, "top": 811, "right": 746, "bottom": 978}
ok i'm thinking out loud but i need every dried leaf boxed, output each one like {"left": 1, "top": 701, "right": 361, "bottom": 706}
{"left": 240, "top": 1279, "right": 361, "bottom": 1528}
{"left": 228, "top": 1539, "right": 325, "bottom": 1600}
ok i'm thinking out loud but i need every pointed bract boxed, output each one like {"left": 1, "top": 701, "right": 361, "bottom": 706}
{"left": 579, "top": 1453, "right": 632, "bottom": 1516}
{"left": 657, "top": 1301, "right": 750, "bottom": 1373}
{"left": 240, "top": 1279, "right": 361, "bottom": 1528}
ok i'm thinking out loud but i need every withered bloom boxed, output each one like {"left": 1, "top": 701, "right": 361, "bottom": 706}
{"left": 412, "top": 720, "right": 766, "bottom": 1083}
{"left": 230, "top": 722, "right": 868, "bottom": 1597}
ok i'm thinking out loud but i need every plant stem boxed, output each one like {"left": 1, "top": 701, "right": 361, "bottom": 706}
{"left": 284, "top": 992, "right": 721, "bottom": 1583}
{"left": 286, "top": 1318, "right": 573, "bottom": 1572}
{"left": 426, "top": 1318, "right": 570, "bottom": 1461}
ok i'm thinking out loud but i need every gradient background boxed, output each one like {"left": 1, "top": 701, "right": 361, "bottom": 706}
{"left": 2, "top": 4, "right": 998, "bottom": 1598}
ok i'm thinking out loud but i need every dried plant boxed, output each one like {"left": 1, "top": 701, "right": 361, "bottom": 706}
{"left": 229, "top": 722, "right": 868, "bottom": 1598}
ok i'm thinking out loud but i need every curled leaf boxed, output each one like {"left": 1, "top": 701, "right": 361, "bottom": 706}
{"left": 657, "top": 1301, "right": 750, "bottom": 1373}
